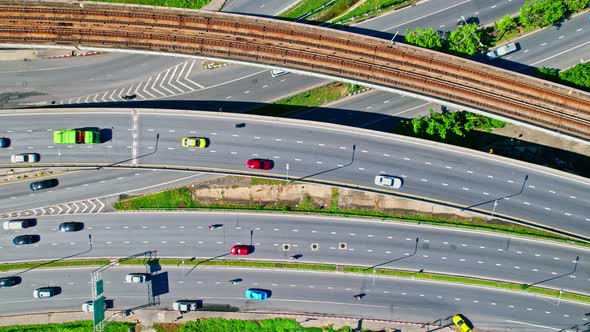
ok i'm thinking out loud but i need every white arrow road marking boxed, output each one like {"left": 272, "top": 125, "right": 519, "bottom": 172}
{"left": 150, "top": 72, "right": 166, "bottom": 96}
{"left": 56, "top": 205, "right": 63, "bottom": 214}
{"left": 88, "top": 200, "right": 97, "bottom": 213}
{"left": 97, "top": 199, "right": 105, "bottom": 213}
{"left": 65, "top": 204, "right": 72, "bottom": 214}
{"left": 167, "top": 64, "right": 185, "bottom": 93}
{"left": 175, "top": 61, "right": 197, "bottom": 91}
{"left": 141, "top": 76, "right": 157, "bottom": 98}
{"left": 80, "top": 201, "right": 88, "bottom": 213}
{"left": 158, "top": 68, "right": 176, "bottom": 95}
{"left": 133, "top": 81, "right": 146, "bottom": 99}
{"left": 73, "top": 202, "right": 80, "bottom": 214}
{"left": 183, "top": 60, "right": 205, "bottom": 89}
{"left": 49, "top": 207, "right": 55, "bottom": 214}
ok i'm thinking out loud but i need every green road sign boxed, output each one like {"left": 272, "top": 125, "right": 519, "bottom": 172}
{"left": 95, "top": 279, "right": 103, "bottom": 297}
{"left": 93, "top": 296, "right": 105, "bottom": 325}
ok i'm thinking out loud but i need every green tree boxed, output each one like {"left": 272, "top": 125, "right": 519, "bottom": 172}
{"left": 404, "top": 27, "right": 443, "bottom": 50}
{"left": 495, "top": 14, "right": 517, "bottom": 37}
{"left": 447, "top": 23, "right": 482, "bottom": 56}
{"left": 559, "top": 62, "right": 590, "bottom": 90}
{"left": 520, "top": 0, "right": 565, "bottom": 28}
{"left": 563, "top": 0, "right": 590, "bottom": 11}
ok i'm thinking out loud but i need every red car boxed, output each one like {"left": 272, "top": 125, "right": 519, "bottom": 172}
{"left": 231, "top": 245, "right": 254, "bottom": 255}
{"left": 246, "top": 159, "right": 273, "bottom": 170}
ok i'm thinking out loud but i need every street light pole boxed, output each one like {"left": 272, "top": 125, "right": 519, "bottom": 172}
{"left": 461, "top": 15, "right": 484, "bottom": 47}
{"left": 490, "top": 200, "right": 498, "bottom": 219}
{"left": 286, "top": 163, "right": 289, "bottom": 183}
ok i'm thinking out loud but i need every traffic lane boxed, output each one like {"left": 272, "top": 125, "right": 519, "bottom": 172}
{"left": 0, "top": 112, "right": 132, "bottom": 164}
{"left": 170, "top": 71, "right": 327, "bottom": 113}
{"left": 0, "top": 169, "right": 210, "bottom": 213}
{"left": 1, "top": 214, "right": 588, "bottom": 293}
{"left": 357, "top": 0, "right": 525, "bottom": 37}
{"left": 503, "top": 12, "right": 590, "bottom": 69}
{"left": 0, "top": 55, "right": 188, "bottom": 107}
{"left": 0, "top": 267, "right": 587, "bottom": 330}
{"left": 3, "top": 111, "right": 590, "bottom": 238}
{"left": 222, "top": 0, "right": 300, "bottom": 16}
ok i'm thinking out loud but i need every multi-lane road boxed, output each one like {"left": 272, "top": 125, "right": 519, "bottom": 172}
{"left": 2, "top": 266, "right": 590, "bottom": 331}
{"left": 1, "top": 110, "right": 588, "bottom": 239}
{"left": 1, "top": 213, "right": 588, "bottom": 294}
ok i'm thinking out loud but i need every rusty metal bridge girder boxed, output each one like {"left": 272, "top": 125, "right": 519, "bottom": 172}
{"left": 0, "top": 0, "right": 589, "bottom": 141}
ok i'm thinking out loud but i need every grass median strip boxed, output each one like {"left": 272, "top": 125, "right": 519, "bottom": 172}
{"left": 1, "top": 258, "right": 588, "bottom": 304}
{"left": 113, "top": 187, "right": 588, "bottom": 249}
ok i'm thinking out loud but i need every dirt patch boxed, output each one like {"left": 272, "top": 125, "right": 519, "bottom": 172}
{"left": 191, "top": 176, "right": 481, "bottom": 221}
{"left": 0, "top": 167, "right": 63, "bottom": 183}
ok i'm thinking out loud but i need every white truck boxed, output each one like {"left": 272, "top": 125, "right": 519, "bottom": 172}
{"left": 486, "top": 42, "right": 518, "bottom": 60}
{"left": 173, "top": 300, "right": 201, "bottom": 312}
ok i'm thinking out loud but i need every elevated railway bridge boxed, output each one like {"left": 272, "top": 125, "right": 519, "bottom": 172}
{"left": 0, "top": 0, "right": 589, "bottom": 142}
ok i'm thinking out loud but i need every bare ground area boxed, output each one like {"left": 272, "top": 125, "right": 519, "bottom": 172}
{"left": 191, "top": 176, "right": 484, "bottom": 222}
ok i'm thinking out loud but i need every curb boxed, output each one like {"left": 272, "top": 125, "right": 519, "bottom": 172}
{"left": 41, "top": 51, "right": 104, "bottom": 59}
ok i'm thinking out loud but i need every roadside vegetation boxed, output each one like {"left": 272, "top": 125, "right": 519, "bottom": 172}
{"left": 331, "top": 0, "right": 410, "bottom": 24}
{"left": 396, "top": 109, "right": 506, "bottom": 144}
{"left": 90, "top": 0, "right": 211, "bottom": 9}
{"left": 534, "top": 62, "right": 590, "bottom": 92}
{"left": 0, "top": 321, "right": 134, "bottom": 332}
{"left": 251, "top": 82, "right": 365, "bottom": 117}
{"left": 113, "top": 185, "right": 587, "bottom": 247}
{"left": 155, "top": 318, "right": 354, "bottom": 332}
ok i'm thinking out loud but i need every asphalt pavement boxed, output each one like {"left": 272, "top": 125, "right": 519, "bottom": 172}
{"left": 0, "top": 213, "right": 588, "bottom": 295}
{"left": 0, "top": 169, "right": 215, "bottom": 215}
{"left": 1, "top": 110, "right": 588, "bottom": 238}
{"left": 0, "top": 266, "right": 588, "bottom": 331}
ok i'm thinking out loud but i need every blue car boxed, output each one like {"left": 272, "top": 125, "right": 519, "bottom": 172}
{"left": 245, "top": 288, "right": 271, "bottom": 300}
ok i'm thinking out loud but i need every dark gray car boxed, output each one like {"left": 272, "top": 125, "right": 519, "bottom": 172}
{"left": 30, "top": 179, "right": 59, "bottom": 191}
{"left": 0, "top": 276, "right": 21, "bottom": 287}
{"left": 13, "top": 234, "right": 40, "bottom": 245}
{"left": 0, "top": 137, "right": 9, "bottom": 148}
{"left": 59, "top": 222, "right": 84, "bottom": 232}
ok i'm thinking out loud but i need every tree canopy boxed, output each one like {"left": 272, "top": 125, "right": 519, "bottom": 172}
{"left": 404, "top": 27, "right": 443, "bottom": 49}
{"left": 447, "top": 23, "right": 482, "bottom": 56}
{"left": 520, "top": 0, "right": 565, "bottom": 28}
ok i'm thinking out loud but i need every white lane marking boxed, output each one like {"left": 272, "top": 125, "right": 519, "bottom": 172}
{"left": 505, "top": 320, "right": 560, "bottom": 331}
{"left": 382, "top": 0, "right": 471, "bottom": 31}
{"left": 530, "top": 39, "right": 590, "bottom": 66}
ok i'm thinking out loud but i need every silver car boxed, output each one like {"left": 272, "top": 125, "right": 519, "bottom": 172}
{"left": 374, "top": 175, "right": 403, "bottom": 189}
{"left": 11, "top": 153, "right": 40, "bottom": 163}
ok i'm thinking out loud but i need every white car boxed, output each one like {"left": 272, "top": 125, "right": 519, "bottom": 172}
{"left": 486, "top": 42, "right": 518, "bottom": 60}
{"left": 11, "top": 153, "right": 40, "bottom": 163}
{"left": 33, "top": 287, "right": 59, "bottom": 298}
{"left": 125, "top": 273, "right": 148, "bottom": 283}
{"left": 82, "top": 300, "right": 107, "bottom": 312}
{"left": 374, "top": 175, "right": 403, "bottom": 189}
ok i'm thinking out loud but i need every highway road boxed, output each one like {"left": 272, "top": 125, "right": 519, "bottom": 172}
{"left": 0, "top": 109, "right": 589, "bottom": 239}
{"left": 0, "top": 267, "right": 588, "bottom": 331}
{"left": 0, "top": 213, "right": 588, "bottom": 294}
{"left": 0, "top": 169, "right": 215, "bottom": 215}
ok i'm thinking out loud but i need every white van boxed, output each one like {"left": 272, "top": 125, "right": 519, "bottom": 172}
{"left": 486, "top": 42, "right": 518, "bottom": 60}
{"left": 3, "top": 219, "right": 32, "bottom": 230}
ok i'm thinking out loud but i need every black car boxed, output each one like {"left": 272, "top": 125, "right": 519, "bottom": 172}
{"left": 13, "top": 234, "right": 40, "bottom": 245}
{"left": 0, "top": 137, "right": 9, "bottom": 148}
{"left": 0, "top": 276, "right": 21, "bottom": 287}
{"left": 59, "top": 222, "right": 84, "bottom": 232}
{"left": 30, "top": 179, "right": 59, "bottom": 191}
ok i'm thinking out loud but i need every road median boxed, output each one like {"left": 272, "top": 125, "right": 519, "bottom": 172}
{"left": 2, "top": 257, "right": 588, "bottom": 305}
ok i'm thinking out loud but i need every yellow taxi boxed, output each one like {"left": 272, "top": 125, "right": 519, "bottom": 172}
{"left": 181, "top": 137, "right": 208, "bottom": 148}
{"left": 452, "top": 314, "right": 473, "bottom": 332}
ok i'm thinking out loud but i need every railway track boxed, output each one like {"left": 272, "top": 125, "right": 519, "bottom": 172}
{"left": 0, "top": 0, "right": 589, "bottom": 141}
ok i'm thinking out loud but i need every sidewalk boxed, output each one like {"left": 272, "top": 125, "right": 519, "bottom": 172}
{"left": 0, "top": 309, "right": 451, "bottom": 332}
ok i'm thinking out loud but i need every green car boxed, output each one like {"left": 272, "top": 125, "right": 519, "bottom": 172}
{"left": 181, "top": 137, "right": 208, "bottom": 148}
